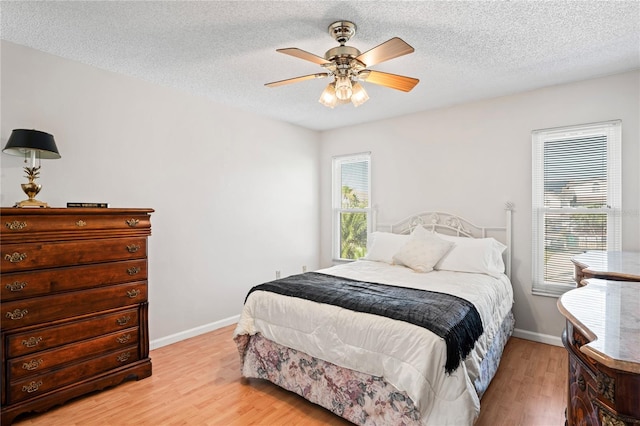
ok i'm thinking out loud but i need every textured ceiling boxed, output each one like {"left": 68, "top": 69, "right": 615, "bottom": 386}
{"left": 2, "top": 1, "right": 639, "bottom": 131}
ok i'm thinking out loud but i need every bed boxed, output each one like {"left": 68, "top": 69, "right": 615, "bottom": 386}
{"left": 233, "top": 207, "right": 515, "bottom": 425}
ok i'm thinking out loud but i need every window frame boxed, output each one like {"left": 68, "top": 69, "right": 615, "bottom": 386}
{"left": 531, "top": 120, "right": 621, "bottom": 296}
{"left": 332, "top": 152, "right": 371, "bottom": 262}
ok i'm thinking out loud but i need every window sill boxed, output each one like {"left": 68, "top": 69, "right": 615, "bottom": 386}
{"left": 532, "top": 283, "right": 575, "bottom": 298}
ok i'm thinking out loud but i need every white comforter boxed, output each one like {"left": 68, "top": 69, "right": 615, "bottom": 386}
{"left": 234, "top": 260, "right": 513, "bottom": 425}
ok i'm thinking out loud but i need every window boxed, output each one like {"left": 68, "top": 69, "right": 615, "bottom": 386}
{"left": 333, "top": 153, "right": 371, "bottom": 260}
{"left": 532, "top": 120, "right": 621, "bottom": 296}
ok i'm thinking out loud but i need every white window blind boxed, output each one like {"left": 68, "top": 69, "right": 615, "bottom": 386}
{"left": 532, "top": 120, "right": 621, "bottom": 296}
{"left": 332, "top": 153, "right": 371, "bottom": 261}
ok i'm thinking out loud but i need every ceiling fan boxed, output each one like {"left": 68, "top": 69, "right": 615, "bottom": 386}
{"left": 265, "top": 21, "right": 419, "bottom": 108}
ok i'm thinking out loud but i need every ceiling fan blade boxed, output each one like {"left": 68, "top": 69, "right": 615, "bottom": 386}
{"left": 276, "top": 48, "right": 332, "bottom": 65}
{"left": 356, "top": 37, "right": 414, "bottom": 67}
{"left": 359, "top": 70, "right": 419, "bottom": 92}
{"left": 265, "top": 73, "right": 329, "bottom": 88}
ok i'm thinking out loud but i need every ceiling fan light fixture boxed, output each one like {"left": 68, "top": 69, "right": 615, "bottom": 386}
{"left": 334, "top": 76, "right": 353, "bottom": 100}
{"left": 351, "top": 82, "right": 369, "bottom": 107}
{"left": 268, "top": 20, "right": 418, "bottom": 109}
{"left": 319, "top": 83, "right": 338, "bottom": 108}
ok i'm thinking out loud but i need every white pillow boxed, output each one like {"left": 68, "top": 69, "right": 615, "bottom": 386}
{"left": 364, "top": 232, "right": 410, "bottom": 264}
{"left": 434, "top": 233, "right": 507, "bottom": 277}
{"left": 392, "top": 232, "right": 454, "bottom": 273}
{"left": 411, "top": 223, "right": 434, "bottom": 239}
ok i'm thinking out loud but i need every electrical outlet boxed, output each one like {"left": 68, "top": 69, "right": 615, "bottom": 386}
{"left": 302, "top": 265, "right": 307, "bottom": 273}
{"left": 275, "top": 270, "right": 281, "bottom": 279}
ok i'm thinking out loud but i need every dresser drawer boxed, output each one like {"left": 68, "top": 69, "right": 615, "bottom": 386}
{"left": 8, "top": 327, "right": 139, "bottom": 379}
{"left": 6, "top": 308, "right": 139, "bottom": 357}
{"left": 1, "top": 259, "right": 147, "bottom": 301}
{"left": 1, "top": 237, "right": 147, "bottom": 272}
{"left": 7, "top": 346, "right": 140, "bottom": 404}
{"left": 568, "top": 351, "right": 598, "bottom": 425}
{"left": 2, "top": 282, "right": 147, "bottom": 330}
{"left": 2, "top": 213, "right": 150, "bottom": 235}
{"left": 569, "top": 323, "right": 599, "bottom": 374}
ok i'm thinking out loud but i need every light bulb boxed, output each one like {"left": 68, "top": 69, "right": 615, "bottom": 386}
{"left": 318, "top": 83, "right": 338, "bottom": 108}
{"left": 334, "top": 76, "right": 353, "bottom": 100}
{"left": 350, "top": 82, "right": 369, "bottom": 107}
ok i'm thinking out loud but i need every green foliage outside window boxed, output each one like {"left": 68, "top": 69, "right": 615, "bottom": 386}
{"left": 340, "top": 185, "right": 368, "bottom": 259}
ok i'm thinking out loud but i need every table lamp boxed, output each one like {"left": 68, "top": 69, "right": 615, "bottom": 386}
{"left": 2, "top": 129, "right": 61, "bottom": 208}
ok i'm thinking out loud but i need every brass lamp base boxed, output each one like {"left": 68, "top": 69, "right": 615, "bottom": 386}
{"left": 14, "top": 199, "right": 50, "bottom": 208}
{"left": 14, "top": 168, "right": 50, "bottom": 208}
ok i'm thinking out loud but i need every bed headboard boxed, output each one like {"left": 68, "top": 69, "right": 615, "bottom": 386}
{"left": 375, "top": 203, "right": 514, "bottom": 278}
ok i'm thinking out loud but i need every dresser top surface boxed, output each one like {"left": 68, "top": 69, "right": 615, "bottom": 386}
{"left": 558, "top": 279, "right": 640, "bottom": 373}
{"left": 572, "top": 251, "right": 640, "bottom": 280}
{"left": 1, "top": 207, "right": 154, "bottom": 215}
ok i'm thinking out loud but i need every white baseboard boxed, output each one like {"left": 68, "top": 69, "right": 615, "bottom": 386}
{"left": 512, "top": 328, "right": 563, "bottom": 347}
{"left": 150, "top": 314, "right": 240, "bottom": 350}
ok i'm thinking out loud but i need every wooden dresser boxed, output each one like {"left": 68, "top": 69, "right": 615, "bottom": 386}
{"left": 0, "top": 207, "right": 153, "bottom": 424}
{"left": 558, "top": 279, "right": 640, "bottom": 426}
{"left": 572, "top": 251, "right": 640, "bottom": 286}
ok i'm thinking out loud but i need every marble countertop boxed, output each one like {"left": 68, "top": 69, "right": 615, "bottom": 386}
{"left": 558, "top": 279, "right": 640, "bottom": 373}
{"left": 572, "top": 251, "right": 640, "bottom": 280}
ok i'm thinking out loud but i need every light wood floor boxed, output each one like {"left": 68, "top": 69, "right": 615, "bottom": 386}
{"left": 14, "top": 325, "right": 567, "bottom": 425}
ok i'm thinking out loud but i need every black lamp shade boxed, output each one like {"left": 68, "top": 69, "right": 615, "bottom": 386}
{"left": 3, "top": 129, "right": 61, "bottom": 159}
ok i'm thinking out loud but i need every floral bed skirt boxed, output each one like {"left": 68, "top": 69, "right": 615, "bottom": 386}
{"left": 234, "top": 310, "right": 514, "bottom": 425}
{"left": 235, "top": 333, "right": 421, "bottom": 425}
{"left": 475, "top": 310, "right": 515, "bottom": 398}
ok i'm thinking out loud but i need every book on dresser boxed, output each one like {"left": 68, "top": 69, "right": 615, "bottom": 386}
{"left": 66, "top": 202, "right": 109, "bottom": 208}
{"left": 0, "top": 207, "right": 154, "bottom": 425}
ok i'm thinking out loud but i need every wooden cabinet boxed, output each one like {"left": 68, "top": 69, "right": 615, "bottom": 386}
{"left": 558, "top": 279, "right": 640, "bottom": 425}
{"left": 0, "top": 208, "right": 153, "bottom": 424}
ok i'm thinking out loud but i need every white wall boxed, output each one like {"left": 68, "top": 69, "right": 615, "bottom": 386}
{"left": 1, "top": 41, "right": 321, "bottom": 346}
{"left": 3, "top": 41, "right": 638, "bottom": 347}
{"left": 320, "top": 70, "right": 640, "bottom": 342}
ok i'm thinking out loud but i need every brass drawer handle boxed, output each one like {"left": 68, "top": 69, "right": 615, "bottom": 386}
{"left": 116, "top": 333, "right": 131, "bottom": 344}
{"left": 127, "top": 266, "right": 141, "bottom": 276}
{"left": 22, "top": 380, "right": 43, "bottom": 393}
{"left": 117, "top": 352, "right": 131, "bottom": 363}
{"left": 6, "top": 281, "right": 27, "bottom": 291}
{"left": 76, "top": 220, "right": 87, "bottom": 227}
{"left": 116, "top": 315, "right": 131, "bottom": 326}
{"left": 5, "top": 220, "right": 27, "bottom": 230}
{"left": 4, "top": 252, "right": 27, "bottom": 263}
{"left": 126, "top": 244, "right": 140, "bottom": 253}
{"left": 127, "top": 289, "right": 141, "bottom": 298}
{"left": 22, "top": 336, "right": 43, "bottom": 348}
{"left": 6, "top": 309, "right": 28, "bottom": 320}
{"left": 125, "top": 218, "right": 139, "bottom": 227}
{"left": 22, "top": 359, "right": 44, "bottom": 371}
{"left": 596, "top": 371, "right": 616, "bottom": 403}
{"left": 577, "top": 375, "right": 586, "bottom": 392}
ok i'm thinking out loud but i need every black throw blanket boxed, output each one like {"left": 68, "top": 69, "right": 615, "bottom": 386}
{"left": 246, "top": 272, "right": 483, "bottom": 373}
